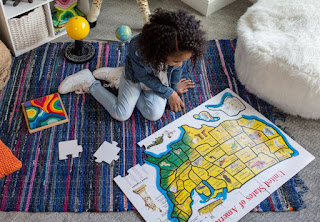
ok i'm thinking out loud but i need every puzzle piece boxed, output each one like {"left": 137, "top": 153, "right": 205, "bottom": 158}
{"left": 193, "top": 111, "right": 220, "bottom": 122}
{"left": 93, "top": 141, "right": 120, "bottom": 164}
{"left": 206, "top": 93, "right": 246, "bottom": 116}
{"left": 59, "top": 140, "right": 83, "bottom": 160}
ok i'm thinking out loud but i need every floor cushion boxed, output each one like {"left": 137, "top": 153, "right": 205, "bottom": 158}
{"left": 235, "top": 0, "right": 320, "bottom": 119}
{"left": 0, "top": 40, "right": 11, "bottom": 91}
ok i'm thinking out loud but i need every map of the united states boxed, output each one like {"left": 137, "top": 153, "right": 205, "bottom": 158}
{"left": 145, "top": 117, "right": 298, "bottom": 222}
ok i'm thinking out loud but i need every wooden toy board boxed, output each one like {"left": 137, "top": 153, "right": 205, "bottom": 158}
{"left": 21, "top": 93, "right": 68, "bottom": 133}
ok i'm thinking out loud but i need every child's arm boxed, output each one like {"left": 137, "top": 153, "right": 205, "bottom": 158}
{"left": 170, "top": 62, "right": 195, "bottom": 95}
{"left": 136, "top": 72, "right": 174, "bottom": 99}
{"left": 176, "top": 79, "right": 195, "bottom": 94}
{"left": 134, "top": 69, "right": 185, "bottom": 112}
{"left": 130, "top": 56, "right": 185, "bottom": 111}
{"left": 170, "top": 62, "right": 185, "bottom": 91}
{"left": 128, "top": 54, "right": 174, "bottom": 99}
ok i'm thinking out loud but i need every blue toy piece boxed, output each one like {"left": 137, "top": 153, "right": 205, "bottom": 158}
{"left": 115, "top": 25, "right": 132, "bottom": 42}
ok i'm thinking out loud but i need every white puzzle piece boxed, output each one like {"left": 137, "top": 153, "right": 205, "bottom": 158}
{"left": 206, "top": 92, "right": 246, "bottom": 116}
{"left": 59, "top": 140, "right": 83, "bottom": 160}
{"left": 94, "top": 141, "right": 120, "bottom": 164}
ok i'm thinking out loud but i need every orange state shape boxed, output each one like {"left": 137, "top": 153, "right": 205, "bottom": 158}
{"left": 0, "top": 140, "right": 22, "bottom": 178}
{"left": 47, "top": 93, "right": 65, "bottom": 116}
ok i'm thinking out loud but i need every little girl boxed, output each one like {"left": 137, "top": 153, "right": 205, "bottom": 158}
{"left": 58, "top": 8, "right": 206, "bottom": 121}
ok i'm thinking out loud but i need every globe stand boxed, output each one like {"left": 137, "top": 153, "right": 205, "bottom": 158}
{"left": 64, "top": 40, "right": 95, "bottom": 63}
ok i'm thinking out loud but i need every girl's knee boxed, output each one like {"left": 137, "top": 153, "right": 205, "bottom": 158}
{"left": 113, "top": 115, "right": 131, "bottom": 121}
{"left": 106, "top": 106, "right": 133, "bottom": 121}
{"left": 143, "top": 109, "right": 164, "bottom": 121}
{"left": 111, "top": 111, "right": 132, "bottom": 121}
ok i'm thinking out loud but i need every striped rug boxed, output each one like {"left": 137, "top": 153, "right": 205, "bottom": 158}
{"left": 0, "top": 40, "right": 307, "bottom": 212}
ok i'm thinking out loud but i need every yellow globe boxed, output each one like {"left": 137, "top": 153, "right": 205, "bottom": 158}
{"left": 66, "top": 16, "right": 90, "bottom": 40}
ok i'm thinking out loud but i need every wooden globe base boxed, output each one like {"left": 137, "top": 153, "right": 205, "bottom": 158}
{"left": 64, "top": 41, "right": 95, "bottom": 63}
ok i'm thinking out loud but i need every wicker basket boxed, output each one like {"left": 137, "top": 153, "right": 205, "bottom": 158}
{"left": 8, "top": 7, "right": 49, "bottom": 50}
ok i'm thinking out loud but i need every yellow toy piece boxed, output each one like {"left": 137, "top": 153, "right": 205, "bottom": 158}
{"left": 66, "top": 16, "right": 90, "bottom": 40}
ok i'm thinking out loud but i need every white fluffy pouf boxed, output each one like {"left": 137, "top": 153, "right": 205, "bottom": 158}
{"left": 235, "top": 0, "right": 320, "bottom": 119}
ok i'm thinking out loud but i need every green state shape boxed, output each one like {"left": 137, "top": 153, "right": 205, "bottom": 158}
{"left": 160, "top": 169, "right": 175, "bottom": 179}
{"left": 173, "top": 149, "right": 189, "bottom": 162}
{"left": 170, "top": 140, "right": 191, "bottom": 152}
{"left": 167, "top": 153, "right": 184, "bottom": 167}
{"left": 145, "top": 154, "right": 166, "bottom": 165}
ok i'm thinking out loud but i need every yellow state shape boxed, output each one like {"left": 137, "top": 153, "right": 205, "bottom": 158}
{"left": 249, "top": 120, "right": 266, "bottom": 130}
{"left": 204, "top": 147, "right": 226, "bottom": 163}
{"left": 222, "top": 120, "right": 244, "bottom": 137}
{"left": 234, "top": 133, "right": 256, "bottom": 148}
{"left": 233, "top": 167, "right": 255, "bottom": 183}
{"left": 246, "top": 153, "right": 278, "bottom": 174}
{"left": 219, "top": 171, "right": 242, "bottom": 192}
{"left": 176, "top": 179, "right": 184, "bottom": 192}
{"left": 189, "top": 170, "right": 202, "bottom": 185}
{"left": 166, "top": 171, "right": 178, "bottom": 188}
{"left": 168, "top": 179, "right": 179, "bottom": 194}
{"left": 207, "top": 177, "right": 227, "bottom": 190}
{"left": 182, "top": 125, "right": 217, "bottom": 148}
{"left": 192, "top": 166, "right": 209, "bottom": 180}
{"left": 184, "top": 179, "right": 197, "bottom": 193}
{"left": 175, "top": 189, "right": 191, "bottom": 205}
{"left": 196, "top": 182, "right": 211, "bottom": 197}
{"left": 239, "top": 118, "right": 278, "bottom": 140}
{"left": 176, "top": 209, "right": 190, "bottom": 222}
{"left": 198, "top": 199, "right": 224, "bottom": 215}
{"left": 209, "top": 125, "right": 231, "bottom": 143}
{"left": 207, "top": 165, "right": 224, "bottom": 177}
{"left": 262, "top": 127, "right": 278, "bottom": 139}
{"left": 265, "top": 136, "right": 288, "bottom": 153}
{"left": 275, "top": 148, "right": 294, "bottom": 161}
{"left": 188, "top": 149, "right": 201, "bottom": 162}
{"left": 177, "top": 196, "right": 193, "bottom": 217}
{"left": 220, "top": 138, "right": 242, "bottom": 155}
{"left": 234, "top": 147, "right": 258, "bottom": 163}
{"left": 237, "top": 118, "right": 256, "bottom": 128}
{"left": 251, "top": 143, "right": 278, "bottom": 160}
{"left": 212, "top": 188, "right": 225, "bottom": 199}
{"left": 192, "top": 156, "right": 212, "bottom": 169}
{"left": 225, "top": 159, "right": 246, "bottom": 176}
{"left": 179, "top": 165, "right": 192, "bottom": 181}
{"left": 214, "top": 154, "right": 238, "bottom": 169}
{"left": 196, "top": 143, "right": 219, "bottom": 156}
{"left": 243, "top": 128, "right": 269, "bottom": 144}
{"left": 176, "top": 160, "right": 191, "bottom": 178}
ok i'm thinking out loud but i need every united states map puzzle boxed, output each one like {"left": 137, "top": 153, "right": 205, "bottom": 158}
{"left": 114, "top": 89, "right": 314, "bottom": 222}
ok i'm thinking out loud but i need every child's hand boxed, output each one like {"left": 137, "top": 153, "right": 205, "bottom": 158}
{"left": 177, "top": 79, "right": 195, "bottom": 95}
{"left": 168, "top": 91, "right": 185, "bottom": 112}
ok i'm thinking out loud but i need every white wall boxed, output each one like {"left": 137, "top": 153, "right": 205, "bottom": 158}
{"left": 181, "top": 0, "right": 237, "bottom": 16}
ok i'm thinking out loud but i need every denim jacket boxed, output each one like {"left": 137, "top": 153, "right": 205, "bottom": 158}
{"left": 124, "top": 34, "right": 187, "bottom": 99}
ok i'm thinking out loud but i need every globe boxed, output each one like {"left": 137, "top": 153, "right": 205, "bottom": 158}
{"left": 66, "top": 16, "right": 90, "bottom": 40}
{"left": 115, "top": 25, "right": 132, "bottom": 42}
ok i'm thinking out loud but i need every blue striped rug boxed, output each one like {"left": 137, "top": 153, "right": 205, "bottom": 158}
{"left": 0, "top": 40, "right": 307, "bottom": 212}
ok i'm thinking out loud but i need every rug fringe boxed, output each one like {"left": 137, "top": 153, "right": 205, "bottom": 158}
{"left": 292, "top": 174, "right": 309, "bottom": 210}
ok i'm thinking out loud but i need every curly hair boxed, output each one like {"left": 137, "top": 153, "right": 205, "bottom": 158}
{"left": 138, "top": 8, "right": 206, "bottom": 71}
